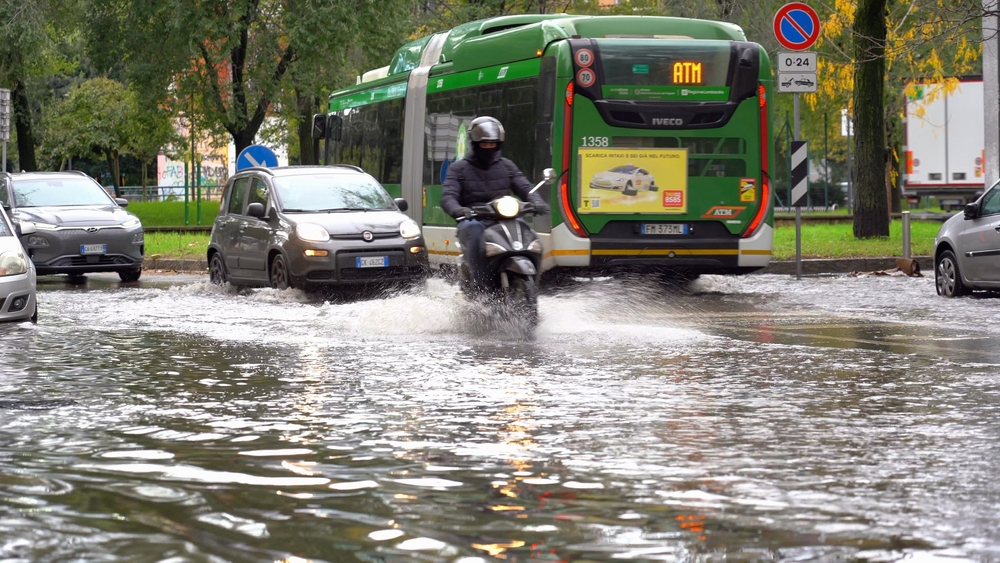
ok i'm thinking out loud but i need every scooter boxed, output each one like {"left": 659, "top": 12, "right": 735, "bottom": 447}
{"left": 458, "top": 168, "right": 557, "bottom": 329}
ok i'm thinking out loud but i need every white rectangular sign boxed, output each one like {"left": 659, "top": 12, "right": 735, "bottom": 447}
{"left": 0, "top": 89, "right": 10, "bottom": 143}
{"left": 778, "top": 73, "right": 818, "bottom": 93}
{"left": 777, "top": 51, "right": 818, "bottom": 73}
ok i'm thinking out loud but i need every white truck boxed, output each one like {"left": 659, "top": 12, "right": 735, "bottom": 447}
{"left": 903, "top": 78, "right": 985, "bottom": 210}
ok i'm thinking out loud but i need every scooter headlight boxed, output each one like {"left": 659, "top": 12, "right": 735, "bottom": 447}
{"left": 527, "top": 239, "right": 543, "bottom": 253}
{"left": 494, "top": 196, "right": 520, "bottom": 218}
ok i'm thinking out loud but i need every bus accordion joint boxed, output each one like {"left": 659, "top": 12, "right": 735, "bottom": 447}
{"left": 742, "top": 172, "right": 769, "bottom": 239}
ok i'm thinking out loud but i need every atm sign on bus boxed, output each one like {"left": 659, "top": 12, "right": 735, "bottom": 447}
{"left": 672, "top": 62, "right": 703, "bottom": 85}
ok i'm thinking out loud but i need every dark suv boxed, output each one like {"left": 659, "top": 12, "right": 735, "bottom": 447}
{"left": 0, "top": 171, "right": 144, "bottom": 282}
{"left": 208, "top": 165, "right": 428, "bottom": 290}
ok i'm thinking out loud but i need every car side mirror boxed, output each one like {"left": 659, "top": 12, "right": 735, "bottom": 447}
{"left": 964, "top": 202, "right": 979, "bottom": 219}
{"left": 394, "top": 198, "right": 409, "bottom": 212}
{"left": 115, "top": 198, "right": 129, "bottom": 207}
{"left": 247, "top": 202, "right": 267, "bottom": 219}
{"left": 16, "top": 221, "right": 35, "bottom": 236}
{"left": 311, "top": 113, "right": 327, "bottom": 139}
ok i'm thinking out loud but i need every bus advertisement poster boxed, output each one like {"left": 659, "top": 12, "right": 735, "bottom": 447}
{"left": 578, "top": 148, "right": 688, "bottom": 214}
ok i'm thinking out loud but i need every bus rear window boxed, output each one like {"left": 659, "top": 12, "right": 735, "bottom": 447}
{"left": 597, "top": 40, "right": 733, "bottom": 102}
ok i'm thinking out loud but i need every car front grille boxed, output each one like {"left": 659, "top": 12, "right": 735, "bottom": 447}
{"left": 52, "top": 254, "right": 138, "bottom": 267}
{"left": 330, "top": 232, "right": 398, "bottom": 241}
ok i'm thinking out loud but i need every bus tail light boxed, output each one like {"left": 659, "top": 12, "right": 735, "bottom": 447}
{"left": 561, "top": 82, "right": 586, "bottom": 237}
{"left": 759, "top": 83, "right": 768, "bottom": 174}
{"left": 742, "top": 172, "right": 769, "bottom": 238}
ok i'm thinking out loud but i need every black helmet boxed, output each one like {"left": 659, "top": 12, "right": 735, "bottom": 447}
{"left": 469, "top": 116, "right": 505, "bottom": 144}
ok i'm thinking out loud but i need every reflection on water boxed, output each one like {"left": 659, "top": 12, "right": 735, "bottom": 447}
{"left": 1, "top": 273, "right": 999, "bottom": 561}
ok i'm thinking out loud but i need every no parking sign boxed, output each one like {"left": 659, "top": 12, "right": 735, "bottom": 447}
{"left": 773, "top": 2, "right": 820, "bottom": 51}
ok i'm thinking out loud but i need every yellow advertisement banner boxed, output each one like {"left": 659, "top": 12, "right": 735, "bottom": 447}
{"left": 578, "top": 148, "right": 688, "bottom": 214}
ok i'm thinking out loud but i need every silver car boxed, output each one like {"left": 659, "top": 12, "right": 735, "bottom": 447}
{"left": 0, "top": 205, "right": 37, "bottom": 323}
{"left": 0, "top": 171, "right": 144, "bottom": 282}
{"left": 207, "top": 165, "right": 429, "bottom": 290}
{"left": 934, "top": 178, "right": 1000, "bottom": 296}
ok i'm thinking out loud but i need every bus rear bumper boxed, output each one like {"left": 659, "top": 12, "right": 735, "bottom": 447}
{"left": 737, "top": 223, "right": 773, "bottom": 269}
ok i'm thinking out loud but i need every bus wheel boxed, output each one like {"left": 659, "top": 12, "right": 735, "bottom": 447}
{"left": 623, "top": 181, "right": 638, "bottom": 196}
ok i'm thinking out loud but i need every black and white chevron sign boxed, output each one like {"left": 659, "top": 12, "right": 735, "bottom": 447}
{"left": 790, "top": 141, "right": 808, "bottom": 207}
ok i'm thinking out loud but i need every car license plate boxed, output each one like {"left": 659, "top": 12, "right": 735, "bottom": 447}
{"left": 80, "top": 244, "right": 107, "bottom": 255}
{"left": 356, "top": 256, "right": 388, "bottom": 268}
{"left": 641, "top": 223, "right": 688, "bottom": 235}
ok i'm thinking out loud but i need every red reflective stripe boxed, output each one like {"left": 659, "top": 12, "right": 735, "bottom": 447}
{"left": 743, "top": 172, "right": 769, "bottom": 238}
{"left": 561, "top": 82, "right": 586, "bottom": 237}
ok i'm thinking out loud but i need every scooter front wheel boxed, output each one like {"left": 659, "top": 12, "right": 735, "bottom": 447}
{"left": 507, "top": 275, "right": 539, "bottom": 329}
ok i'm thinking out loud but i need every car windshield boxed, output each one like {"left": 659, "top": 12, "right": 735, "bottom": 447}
{"left": 610, "top": 166, "right": 638, "bottom": 173}
{"left": 12, "top": 178, "right": 114, "bottom": 207}
{"left": 274, "top": 175, "right": 395, "bottom": 212}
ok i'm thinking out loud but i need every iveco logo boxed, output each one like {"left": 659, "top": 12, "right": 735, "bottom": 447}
{"left": 362, "top": 231, "right": 374, "bottom": 242}
{"left": 652, "top": 118, "right": 684, "bottom": 126}
{"left": 86, "top": 227, "right": 99, "bottom": 233}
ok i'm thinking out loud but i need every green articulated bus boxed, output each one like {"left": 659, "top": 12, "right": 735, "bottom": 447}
{"left": 312, "top": 13, "right": 774, "bottom": 277}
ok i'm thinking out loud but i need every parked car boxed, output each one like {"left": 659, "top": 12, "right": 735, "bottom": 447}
{"left": 208, "top": 165, "right": 429, "bottom": 290}
{"left": 934, "top": 178, "right": 1000, "bottom": 296}
{"left": 0, "top": 204, "right": 37, "bottom": 323}
{"left": 0, "top": 171, "right": 144, "bottom": 282}
{"left": 589, "top": 165, "right": 658, "bottom": 196}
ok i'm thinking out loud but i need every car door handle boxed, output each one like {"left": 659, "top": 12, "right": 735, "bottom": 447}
{"left": 995, "top": 225, "right": 1000, "bottom": 232}
{"left": 239, "top": 224, "right": 247, "bottom": 232}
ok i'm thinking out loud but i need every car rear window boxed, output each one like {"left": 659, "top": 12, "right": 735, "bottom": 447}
{"left": 12, "top": 178, "right": 114, "bottom": 207}
{"left": 274, "top": 175, "right": 395, "bottom": 212}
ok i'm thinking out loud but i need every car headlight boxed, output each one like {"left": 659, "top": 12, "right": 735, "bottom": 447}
{"left": 31, "top": 222, "right": 58, "bottom": 231}
{"left": 0, "top": 251, "right": 28, "bottom": 276}
{"left": 121, "top": 218, "right": 141, "bottom": 228}
{"left": 399, "top": 220, "right": 421, "bottom": 240}
{"left": 295, "top": 223, "right": 330, "bottom": 242}
{"left": 494, "top": 196, "right": 520, "bottom": 218}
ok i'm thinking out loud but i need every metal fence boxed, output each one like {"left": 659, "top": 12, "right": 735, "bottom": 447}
{"left": 112, "top": 185, "right": 224, "bottom": 203}
{"left": 772, "top": 116, "right": 849, "bottom": 212}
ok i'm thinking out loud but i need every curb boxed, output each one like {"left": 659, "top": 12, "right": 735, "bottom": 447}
{"left": 144, "top": 258, "right": 208, "bottom": 273}
{"left": 761, "top": 256, "right": 933, "bottom": 276}
{"left": 141, "top": 256, "right": 936, "bottom": 276}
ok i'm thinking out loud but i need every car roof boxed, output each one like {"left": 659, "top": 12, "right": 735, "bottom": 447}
{"left": 235, "top": 165, "right": 368, "bottom": 179}
{"left": 6, "top": 170, "right": 98, "bottom": 182}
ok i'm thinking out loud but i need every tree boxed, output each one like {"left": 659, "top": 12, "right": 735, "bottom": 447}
{"left": 87, "top": 0, "right": 418, "bottom": 163}
{"left": 852, "top": 0, "right": 890, "bottom": 237}
{"left": 40, "top": 78, "right": 135, "bottom": 196}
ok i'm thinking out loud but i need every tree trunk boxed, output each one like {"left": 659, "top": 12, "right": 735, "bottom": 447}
{"left": 106, "top": 151, "right": 121, "bottom": 198}
{"left": 12, "top": 79, "right": 37, "bottom": 172}
{"left": 851, "top": 0, "right": 889, "bottom": 238}
{"left": 296, "top": 89, "right": 318, "bottom": 166}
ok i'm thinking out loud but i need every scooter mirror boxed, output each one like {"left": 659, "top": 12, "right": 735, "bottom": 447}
{"left": 543, "top": 168, "right": 556, "bottom": 183}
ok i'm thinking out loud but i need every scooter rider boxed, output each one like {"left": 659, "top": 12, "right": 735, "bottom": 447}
{"left": 441, "top": 116, "right": 551, "bottom": 289}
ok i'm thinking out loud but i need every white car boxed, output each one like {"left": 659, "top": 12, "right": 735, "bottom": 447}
{"left": 589, "top": 165, "right": 658, "bottom": 196}
{"left": 0, "top": 205, "right": 37, "bottom": 323}
{"left": 934, "top": 178, "right": 1000, "bottom": 296}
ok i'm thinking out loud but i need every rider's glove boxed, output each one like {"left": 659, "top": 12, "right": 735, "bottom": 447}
{"left": 532, "top": 201, "right": 551, "bottom": 216}
{"left": 454, "top": 207, "right": 474, "bottom": 221}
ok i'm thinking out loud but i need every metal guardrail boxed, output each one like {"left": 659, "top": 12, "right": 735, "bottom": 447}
{"left": 774, "top": 212, "right": 952, "bottom": 223}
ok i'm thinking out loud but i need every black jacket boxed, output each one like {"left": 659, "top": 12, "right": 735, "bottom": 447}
{"left": 441, "top": 156, "right": 543, "bottom": 218}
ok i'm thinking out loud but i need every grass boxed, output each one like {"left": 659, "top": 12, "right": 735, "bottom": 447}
{"left": 772, "top": 219, "right": 939, "bottom": 260}
{"left": 128, "top": 200, "right": 221, "bottom": 227}
{"left": 145, "top": 232, "right": 211, "bottom": 260}
{"left": 143, "top": 219, "right": 942, "bottom": 262}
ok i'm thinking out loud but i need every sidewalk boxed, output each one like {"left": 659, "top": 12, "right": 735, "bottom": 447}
{"left": 142, "top": 256, "right": 936, "bottom": 276}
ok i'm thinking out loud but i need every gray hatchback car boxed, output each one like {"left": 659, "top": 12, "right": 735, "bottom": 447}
{"left": 208, "top": 165, "right": 428, "bottom": 290}
{"left": 934, "top": 178, "right": 1000, "bottom": 296}
{"left": 0, "top": 171, "right": 144, "bottom": 282}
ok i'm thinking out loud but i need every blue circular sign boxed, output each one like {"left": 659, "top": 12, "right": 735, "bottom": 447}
{"left": 236, "top": 144, "right": 279, "bottom": 171}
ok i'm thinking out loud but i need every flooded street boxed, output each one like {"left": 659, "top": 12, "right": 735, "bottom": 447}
{"left": 2, "top": 271, "right": 1000, "bottom": 562}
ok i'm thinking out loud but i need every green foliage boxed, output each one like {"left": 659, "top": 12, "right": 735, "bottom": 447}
{"left": 145, "top": 232, "right": 211, "bottom": 260}
{"left": 39, "top": 77, "right": 133, "bottom": 166}
{"left": 128, "top": 201, "right": 221, "bottom": 227}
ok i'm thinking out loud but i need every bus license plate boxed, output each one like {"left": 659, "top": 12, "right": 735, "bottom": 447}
{"left": 356, "top": 256, "right": 388, "bottom": 268}
{"left": 80, "top": 244, "right": 107, "bottom": 255}
{"left": 641, "top": 224, "right": 688, "bottom": 235}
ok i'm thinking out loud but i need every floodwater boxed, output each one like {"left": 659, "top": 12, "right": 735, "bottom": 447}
{"left": 2, "top": 271, "right": 999, "bottom": 562}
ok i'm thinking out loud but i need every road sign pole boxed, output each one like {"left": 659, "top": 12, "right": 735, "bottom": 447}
{"left": 795, "top": 92, "right": 802, "bottom": 280}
